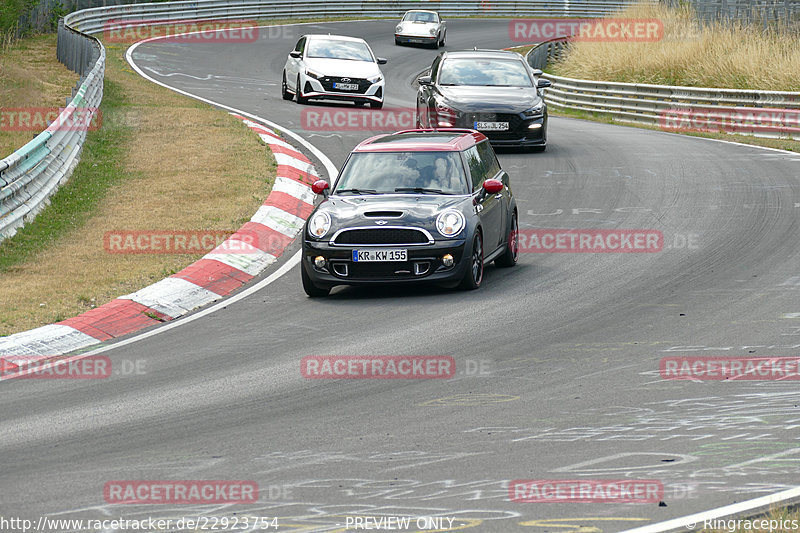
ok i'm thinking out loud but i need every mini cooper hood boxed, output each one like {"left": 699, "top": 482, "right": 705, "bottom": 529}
{"left": 304, "top": 58, "right": 381, "bottom": 79}
{"left": 438, "top": 85, "right": 542, "bottom": 112}
{"left": 317, "top": 194, "right": 467, "bottom": 226}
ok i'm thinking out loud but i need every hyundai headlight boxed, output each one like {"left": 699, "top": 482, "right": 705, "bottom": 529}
{"left": 308, "top": 212, "right": 332, "bottom": 238}
{"left": 522, "top": 104, "right": 544, "bottom": 117}
{"left": 305, "top": 68, "right": 323, "bottom": 80}
{"left": 368, "top": 74, "right": 383, "bottom": 84}
{"left": 436, "top": 210, "right": 465, "bottom": 237}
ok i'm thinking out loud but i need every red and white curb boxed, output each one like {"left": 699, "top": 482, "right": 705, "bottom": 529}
{"left": 0, "top": 114, "right": 316, "bottom": 361}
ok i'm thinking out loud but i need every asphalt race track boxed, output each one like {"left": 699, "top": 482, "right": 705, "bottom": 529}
{"left": 2, "top": 18, "right": 800, "bottom": 532}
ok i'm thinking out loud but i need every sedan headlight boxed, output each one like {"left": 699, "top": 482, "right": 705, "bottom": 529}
{"left": 429, "top": 28, "right": 437, "bottom": 35}
{"left": 522, "top": 104, "right": 544, "bottom": 117}
{"left": 308, "top": 212, "right": 332, "bottom": 238}
{"left": 436, "top": 210, "right": 465, "bottom": 237}
{"left": 367, "top": 74, "right": 383, "bottom": 84}
{"left": 305, "top": 68, "right": 323, "bottom": 80}
{"left": 396, "top": 24, "right": 403, "bottom": 33}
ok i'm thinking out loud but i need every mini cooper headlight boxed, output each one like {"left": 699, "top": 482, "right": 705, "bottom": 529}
{"left": 308, "top": 212, "right": 332, "bottom": 238}
{"left": 436, "top": 210, "right": 465, "bottom": 237}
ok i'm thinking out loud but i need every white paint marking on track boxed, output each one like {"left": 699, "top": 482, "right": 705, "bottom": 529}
{"left": 119, "top": 277, "right": 221, "bottom": 318}
{"left": 251, "top": 205, "right": 305, "bottom": 237}
{"left": 619, "top": 486, "right": 800, "bottom": 533}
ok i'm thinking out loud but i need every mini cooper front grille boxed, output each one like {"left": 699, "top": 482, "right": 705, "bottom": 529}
{"left": 332, "top": 228, "right": 431, "bottom": 245}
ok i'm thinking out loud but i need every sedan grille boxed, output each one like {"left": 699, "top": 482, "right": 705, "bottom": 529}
{"left": 319, "top": 76, "right": 371, "bottom": 94}
{"left": 333, "top": 228, "right": 431, "bottom": 245}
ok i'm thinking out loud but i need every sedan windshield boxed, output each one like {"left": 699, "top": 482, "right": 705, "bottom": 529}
{"left": 306, "top": 40, "right": 374, "bottom": 62}
{"left": 438, "top": 58, "right": 533, "bottom": 87}
{"left": 403, "top": 11, "right": 438, "bottom": 23}
{"left": 334, "top": 152, "right": 468, "bottom": 195}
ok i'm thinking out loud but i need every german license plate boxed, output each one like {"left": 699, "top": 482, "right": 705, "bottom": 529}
{"left": 333, "top": 82, "right": 359, "bottom": 91}
{"left": 352, "top": 249, "right": 407, "bottom": 262}
{"left": 475, "top": 121, "right": 509, "bottom": 131}
{"left": 410, "top": 38, "right": 425, "bottom": 43}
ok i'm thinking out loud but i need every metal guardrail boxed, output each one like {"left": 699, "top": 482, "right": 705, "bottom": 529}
{"left": 65, "top": 0, "right": 647, "bottom": 35}
{"left": 527, "top": 39, "right": 800, "bottom": 140}
{"left": 0, "top": 20, "right": 104, "bottom": 242}
{"left": 0, "top": 0, "right": 647, "bottom": 243}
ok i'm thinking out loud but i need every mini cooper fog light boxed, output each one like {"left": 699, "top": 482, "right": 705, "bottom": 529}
{"left": 314, "top": 256, "right": 326, "bottom": 269}
{"left": 442, "top": 254, "right": 454, "bottom": 267}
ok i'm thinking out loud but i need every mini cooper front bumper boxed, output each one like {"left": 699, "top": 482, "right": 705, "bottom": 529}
{"left": 302, "top": 237, "right": 469, "bottom": 288}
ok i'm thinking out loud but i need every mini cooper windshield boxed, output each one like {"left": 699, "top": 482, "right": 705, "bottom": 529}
{"left": 333, "top": 152, "right": 469, "bottom": 195}
{"left": 306, "top": 40, "right": 374, "bottom": 61}
{"left": 438, "top": 58, "right": 533, "bottom": 87}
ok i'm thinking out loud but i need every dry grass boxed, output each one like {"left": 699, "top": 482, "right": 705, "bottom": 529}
{"left": 0, "top": 33, "right": 78, "bottom": 158}
{"left": 0, "top": 38, "right": 275, "bottom": 335}
{"left": 551, "top": 2, "right": 800, "bottom": 91}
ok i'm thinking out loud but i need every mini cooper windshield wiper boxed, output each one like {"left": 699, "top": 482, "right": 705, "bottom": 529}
{"left": 394, "top": 187, "right": 452, "bottom": 194}
{"left": 335, "top": 188, "right": 379, "bottom": 195}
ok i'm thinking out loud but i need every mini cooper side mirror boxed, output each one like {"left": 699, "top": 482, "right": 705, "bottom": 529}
{"left": 289, "top": 51, "right": 301, "bottom": 59}
{"left": 418, "top": 75, "right": 432, "bottom": 86}
{"left": 483, "top": 179, "right": 503, "bottom": 195}
{"left": 537, "top": 78, "right": 552, "bottom": 89}
{"left": 377, "top": 57, "right": 388, "bottom": 65}
{"left": 312, "top": 180, "right": 330, "bottom": 197}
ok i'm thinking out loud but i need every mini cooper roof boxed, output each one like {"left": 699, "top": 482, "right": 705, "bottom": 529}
{"left": 355, "top": 129, "right": 488, "bottom": 152}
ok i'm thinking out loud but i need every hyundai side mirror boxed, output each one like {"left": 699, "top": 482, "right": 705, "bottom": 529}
{"left": 312, "top": 180, "right": 330, "bottom": 198}
{"left": 418, "top": 75, "right": 432, "bottom": 86}
{"left": 537, "top": 78, "right": 552, "bottom": 89}
{"left": 289, "top": 51, "right": 301, "bottom": 59}
{"left": 377, "top": 57, "right": 388, "bottom": 65}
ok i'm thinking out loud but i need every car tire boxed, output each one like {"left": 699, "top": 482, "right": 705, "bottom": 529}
{"left": 495, "top": 211, "right": 519, "bottom": 267}
{"left": 460, "top": 231, "right": 484, "bottom": 290}
{"left": 296, "top": 75, "right": 308, "bottom": 104}
{"left": 370, "top": 101, "right": 384, "bottom": 109}
{"left": 281, "top": 72, "right": 293, "bottom": 100}
{"left": 440, "top": 31, "right": 446, "bottom": 47}
{"left": 302, "top": 264, "right": 330, "bottom": 297}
